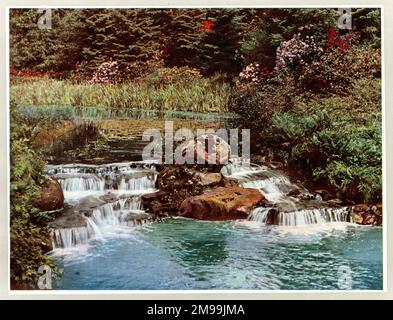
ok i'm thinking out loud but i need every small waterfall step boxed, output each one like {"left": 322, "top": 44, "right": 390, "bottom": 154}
{"left": 249, "top": 206, "right": 352, "bottom": 226}
{"left": 49, "top": 161, "right": 159, "bottom": 250}
{"left": 223, "top": 159, "right": 353, "bottom": 227}
{"left": 51, "top": 198, "right": 154, "bottom": 249}
{"left": 46, "top": 161, "right": 159, "bottom": 201}
{"left": 51, "top": 227, "right": 90, "bottom": 249}
{"left": 45, "top": 161, "right": 158, "bottom": 175}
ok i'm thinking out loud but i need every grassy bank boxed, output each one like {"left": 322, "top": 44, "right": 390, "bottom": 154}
{"left": 10, "top": 77, "right": 230, "bottom": 113}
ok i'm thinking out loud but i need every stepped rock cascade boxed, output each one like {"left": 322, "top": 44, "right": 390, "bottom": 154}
{"left": 51, "top": 227, "right": 90, "bottom": 249}
{"left": 48, "top": 162, "right": 158, "bottom": 249}
{"left": 45, "top": 159, "right": 381, "bottom": 290}
{"left": 49, "top": 159, "right": 355, "bottom": 249}
{"left": 222, "top": 159, "right": 353, "bottom": 227}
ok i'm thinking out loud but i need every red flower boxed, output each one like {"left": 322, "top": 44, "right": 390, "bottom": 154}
{"left": 199, "top": 20, "right": 215, "bottom": 32}
{"left": 328, "top": 26, "right": 337, "bottom": 36}
{"left": 259, "top": 67, "right": 270, "bottom": 77}
{"left": 336, "top": 38, "right": 345, "bottom": 48}
{"left": 201, "top": 20, "right": 215, "bottom": 27}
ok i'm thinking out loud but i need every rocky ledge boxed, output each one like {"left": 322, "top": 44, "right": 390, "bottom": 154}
{"left": 351, "top": 204, "right": 382, "bottom": 226}
{"left": 142, "top": 164, "right": 265, "bottom": 221}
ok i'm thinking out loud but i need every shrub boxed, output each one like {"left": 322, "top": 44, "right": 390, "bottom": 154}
{"left": 89, "top": 60, "right": 120, "bottom": 84}
{"left": 235, "top": 63, "right": 270, "bottom": 90}
{"left": 10, "top": 102, "right": 55, "bottom": 289}
{"left": 228, "top": 82, "right": 295, "bottom": 133}
{"left": 325, "top": 27, "right": 361, "bottom": 53}
{"left": 274, "top": 33, "right": 323, "bottom": 75}
{"left": 295, "top": 78, "right": 381, "bottom": 124}
{"left": 271, "top": 108, "right": 381, "bottom": 202}
{"left": 297, "top": 44, "right": 381, "bottom": 92}
{"left": 269, "top": 28, "right": 380, "bottom": 93}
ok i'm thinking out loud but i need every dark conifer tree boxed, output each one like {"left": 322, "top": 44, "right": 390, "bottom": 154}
{"left": 82, "top": 9, "right": 160, "bottom": 73}
{"left": 198, "top": 9, "right": 248, "bottom": 76}
{"left": 161, "top": 9, "right": 206, "bottom": 69}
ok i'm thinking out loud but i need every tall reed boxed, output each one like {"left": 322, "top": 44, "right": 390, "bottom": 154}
{"left": 11, "top": 77, "right": 231, "bottom": 113}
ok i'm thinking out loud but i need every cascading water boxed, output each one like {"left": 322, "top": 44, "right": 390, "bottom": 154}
{"left": 47, "top": 158, "right": 381, "bottom": 290}
{"left": 51, "top": 227, "right": 90, "bottom": 249}
{"left": 249, "top": 206, "right": 351, "bottom": 226}
{"left": 48, "top": 161, "right": 158, "bottom": 249}
{"left": 223, "top": 159, "right": 353, "bottom": 227}
{"left": 57, "top": 174, "right": 105, "bottom": 193}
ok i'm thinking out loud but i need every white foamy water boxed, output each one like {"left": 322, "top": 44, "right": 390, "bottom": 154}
{"left": 48, "top": 162, "right": 157, "bottom": 250}
{"left": 223, "top": 159, "right": 355, "bottom": 229}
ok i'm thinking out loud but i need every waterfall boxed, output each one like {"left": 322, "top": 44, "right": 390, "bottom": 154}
{"left": 89, "top": 204, "right": 123, "bottom": 227}
{"left": 249, "top": 207, "right": 270, "bottom": 223}
{"left": 112, "top": 196, "right": 141, "bottom": 211}
{"left": 51, "top": 198, "right": 151, "bottom": 249}
{"left": 51, "top": 227, "right": 90, "bottom": 249}
{"left": 224, "top": 159, "right": 354, "bottom": 227}
{"left": 45, "top": 161, "right": 158, "bottom": 175}
{"left": 278, "top": 207, "right": 351, "bottom": 226}
{"left": 58, "top": 175, "right": 105, "bottom": 192}
{"left": 118, "top": 175, "right": 156, "bottom": 191}
{"left": 241, "top": 176, "right": 292, "bottom": 202}
{"left": 221, "top": 158, "right": 267, "bottom": 177}
{"left": 48, "top": 162, "right": 158, "bottom": 202}
{"left": 53, "top": 172, "right": 156, "bottom": 199}
{"left": 48, "top": 162, "right": 158, "bottom": 249}
{"left": 249, "top": 207, "right": 351, "bottom": 226}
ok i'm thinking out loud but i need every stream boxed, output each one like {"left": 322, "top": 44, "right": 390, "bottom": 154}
{"left": 47, "top": 160, "right": 382, "bottom": 290}
{"left": 26, "top": 105, "right": 382, "bottom": 290}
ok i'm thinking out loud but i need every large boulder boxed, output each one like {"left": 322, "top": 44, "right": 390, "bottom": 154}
{"left": 177, "top": 134, "right": 231, "bottom": 165}
{"left": 179, "top": 187, "right": 265, "bottom": 220}
{"left": 35, "top": 177, "right": 64, "bottom": 211}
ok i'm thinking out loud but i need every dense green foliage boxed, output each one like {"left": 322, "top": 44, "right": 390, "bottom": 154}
{"left": 9, "top": 8, "right": 382, "bottom": 288}
{"left": 10, "top": 102, "right": 54, "bottom": 289}
{"left": 10, "top": 8, "right": 242, "bottom": 76}
{"left": 271, "top": 91, "right": 381, "bottom": 201}
{"left": 10, "top": 8, "right": 382, "bottom": 203}
{"left": 230, "top": 66, "right": 381, "bottom": 202}
{"left": 10, "top": 8, "right": 380, "bottom": 77}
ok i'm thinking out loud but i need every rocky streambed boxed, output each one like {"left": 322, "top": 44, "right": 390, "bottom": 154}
{"left": 40, "top": 158, "right": 382, "bottom": 252}
{"left": 41, "top": 160, "right": 382, "bottom": 290}
{"left": 25, "top": 113, "right": 382, "bottom": 290}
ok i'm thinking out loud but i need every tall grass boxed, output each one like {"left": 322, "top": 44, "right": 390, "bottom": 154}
{"left": 10, "top": 77, "right": 231, "bottom": 113}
